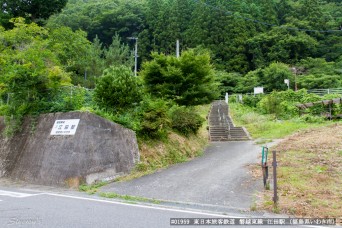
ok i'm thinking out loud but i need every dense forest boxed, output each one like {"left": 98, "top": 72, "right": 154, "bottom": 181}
{"left": 45, "top": 0, "right": 342, "bottom": 92}
{"left": 0, "top": 0, "right": 341, "bottom": 137}
{"left": 1, "top": 0, "right": 341, "bottom": 92}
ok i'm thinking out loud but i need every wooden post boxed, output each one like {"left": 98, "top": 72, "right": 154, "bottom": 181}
{"left": 272, "top": 151, "right": 278, "bottom": 204}
{"left": 329, "top": 103, "right": 332, "bottom": 120}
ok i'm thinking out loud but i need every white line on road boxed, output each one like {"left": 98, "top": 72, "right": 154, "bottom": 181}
{"left": 45, "top": 192, "right": 238, "bottom": 218}
{"left": 0, "top": 190, "right": 337, "bottom": 227}
{"left": 33, "top": 193, "right": 342, "bottom": 227}
{"left": 0, "top": 190, "right": 44, "bottom": 198}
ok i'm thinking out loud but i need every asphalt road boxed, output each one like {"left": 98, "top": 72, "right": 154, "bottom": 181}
{"left": 0, "top": 187, "right": 230, "bottom": 228}
{"left": 102, "top": 141, "right": 263, "bottom": 211}
{"left": 0, "top": 187, "right": 337, "bottom": 228}
{"left": 0, "top": 140, "right": 339, "bottom": 227}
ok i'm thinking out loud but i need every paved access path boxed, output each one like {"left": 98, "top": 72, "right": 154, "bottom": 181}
{"left": 101, "top": 141, "right": 263, "bottom": 211}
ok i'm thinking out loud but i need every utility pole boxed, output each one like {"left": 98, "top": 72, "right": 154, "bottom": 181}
{"left": 291, "top": 67, "right": 298, "bottom": 91}
{"left": 176, "top": 39, "right": 180, "bottom": 58}
{"left": 128, "top": 37, "right": 138, "bottom": 77}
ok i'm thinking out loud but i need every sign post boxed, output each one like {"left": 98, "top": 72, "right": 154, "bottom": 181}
{"left": 261, "top": 147, "right": 269, "bottom": 189}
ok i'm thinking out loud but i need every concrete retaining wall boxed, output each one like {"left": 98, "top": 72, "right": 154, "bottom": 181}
{"left": 0, "top": 112, "right": 140, "bottom": 187}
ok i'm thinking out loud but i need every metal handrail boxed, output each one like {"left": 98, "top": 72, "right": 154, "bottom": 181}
{"left": 218, "top": 101, "right": 231, "bottom": 139}
{"left": 208, "top": 100, "right": 231, "bottom": 140}
{"left": 224, "top": 114, "right": 231, "bottom": 139}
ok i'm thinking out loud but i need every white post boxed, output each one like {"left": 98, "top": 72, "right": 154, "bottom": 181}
{"left": 239, "top": 94, "right": 243, "bottom": 103}
{"left": 225, "top": 93, "right": 229, "bottom": 104}
{"left": 176, "top": 40, "right": 180, "bottom": 58}
{"left": 128, "top": 37, "right": 138, "bottom": 77}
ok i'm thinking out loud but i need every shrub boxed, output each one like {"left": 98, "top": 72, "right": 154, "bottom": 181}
{"left": 257, "top": 89, "right": 325, "bottom": 119}
{"left": 257, "top": 92, "right": 282, "bottom": 116}
{"left": 243, "top": 94, "right": 263, "bottom": 108}
{"left": 299, "top": 114, "right": 325, "bottom": 123}
{"left": 112, "top": 110, "right": 141, "bottom": 132}
{"left": 138, "top": 97, "right": 170, "bottom": 138}
{"left": 93, "top": 106, "right": 141, "bottom": 132}
{"left": 47, "top": 87, "right": 90, "bottom": 113}
{"left": 278, "top": 101, "right": 299, "bottom": 119}
{"left": 94, "top": 65, "right": 142, "bottom": 110}
{"left": 169, "top": 105, "right": 204, "bottom": 136}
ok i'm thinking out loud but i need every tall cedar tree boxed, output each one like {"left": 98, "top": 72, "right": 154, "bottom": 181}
{"left": 141, "top": 49, "right": 219, "bottom": 105}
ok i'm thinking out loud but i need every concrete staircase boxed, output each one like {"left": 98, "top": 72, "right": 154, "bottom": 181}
{"left": 208, "top": 101, "right": 250, "bottom": 141}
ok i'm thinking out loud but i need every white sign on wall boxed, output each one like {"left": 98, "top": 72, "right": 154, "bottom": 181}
{"left": 254, "top": 87, "right": 264, "bottom": 95}
{"left": 50, "top": 119, "right": 80, "bottom": 136}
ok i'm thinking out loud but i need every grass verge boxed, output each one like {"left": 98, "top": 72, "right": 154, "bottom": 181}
{"left": 99, "top": 192, "right": 161, "bottom": 204}
{"left": 229, "top": 103, "right": 333, "bottom": 140}
{"left": 79, "top": 181, "right": 108, "bottom": 195}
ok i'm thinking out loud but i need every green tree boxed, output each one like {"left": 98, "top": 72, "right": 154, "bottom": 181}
{"left": 276, "top": 0, "right": 292, "bottom": 25}
{"left": 296, "top": 58, "right": 342, "bottom": 89}
{"left": 141, "top": 49, "right": 219, "bottom": 105}
{"left": 138, "top": 97, "right": 170, "bottom": 138}
{"left": 261, "top": 62, "right": 294, "bottom": 92}
{"left": 85, "top": 36, "right": 106, "bottom": 84}
{"left": 247, "top": 27, "right": 318, "bottom": 69}
{"left": 299, "top": 0, "right": 325, "bottom": 29}
{"left": 47, "top": 27, "right": 92, "bottom": 77}
{"left": 187, "top": 1, "right": 252, "bottom": 73}
{"left": 47, "top": 0, "right": 145, "bottom": 46}
{"left": 237, "top": 69, "right": 261, "bottom": 93}
{"left": 298, "top": 74, "right": 342, "bottom": 89}
{"left": 0, "top": 19, "right": 71, "bottom": 134}
{"left": 0, "top": 19, "right": 71, "bottom": 100}
{"left": 236, "top": 62, "right": 293, "bottom": 93}
{"left": 104, "top": 34, "right": 133, "bottom": 68}
{"left": 0, "top": 0, "right": 67, "bottom": 26}
{"left": 94, "top": 65, "right": 142, "bottom": 110}
{"left": 45, "top": 0, "right": 342, "bottom": 76}
{"left": 216, "top": 71, "right": 243, "bottom": 95}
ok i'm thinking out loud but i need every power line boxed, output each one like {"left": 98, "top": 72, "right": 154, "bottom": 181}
{"left": 192, "top": 0, "right": 342, "bottom": 33}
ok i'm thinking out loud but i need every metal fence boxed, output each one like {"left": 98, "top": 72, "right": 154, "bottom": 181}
{"left": 308, "top": 88, "right": 342, "bottom": 96}
{"left": 0, "top": 86, "right": 94, "bottom": 111}
{"left": 227, "top": 88, "right": 342, "bottom": 103}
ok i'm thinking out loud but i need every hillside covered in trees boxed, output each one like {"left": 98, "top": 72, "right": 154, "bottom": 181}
{"left": 44, "top": 0, "right": 342, "bottom": 92}
{"left": 0, "top": 0, "right": 341, "bottom": 132}
{"left": 1, "top": 0, "right": 340, "bottom": 93}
